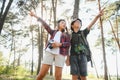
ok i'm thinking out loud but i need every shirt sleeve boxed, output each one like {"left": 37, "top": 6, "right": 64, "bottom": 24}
{"left": 37, "top": 18, "right": 54, "bottom": 35}
{"left": 83, "top": 28, "right": 90, "bottom": 38}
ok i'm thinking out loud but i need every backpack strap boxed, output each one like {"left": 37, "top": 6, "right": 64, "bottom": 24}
{"left": 81, "top": 31, "right": 93, "bottom": 67}
{"left": 81, "top": 31, "right": 88, "bottom": 46}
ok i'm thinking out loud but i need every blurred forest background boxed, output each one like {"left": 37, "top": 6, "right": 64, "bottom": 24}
{"left": 0, "top": 0, "right": 120, "bottom": 80}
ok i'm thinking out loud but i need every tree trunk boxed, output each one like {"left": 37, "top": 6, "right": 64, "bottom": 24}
{"left": 17, "top": 53, "right": 21, "bottom": 66}
{"left": 93, "top": 58, "right": 99, "bottom": 78}
{"left": 115, "top": 15, "right": 120, "bottom": 51}
{"left": 115, "top": 14, "right": 119, "bottom": 80}
{"left": 98, "top": 0, "right": 108, "bottom": 80}
{"left": 49, "top": 0, "right": 57, "bottom": 76}
{"left": 0, "top": 0, "right": 6, "bottom": 17}
{"left": 13, "top": 39, "right": 16, "bottom": 68}
{"left": 11, "top": 25, "right": 16, "bottom": 68}
{"left": 31, "top": 27, "right": 34, "bottom": 75}
{"left": 37, "top": 0, "right": 44, "bottom": 74}
{"left": 72, "top": 0, "right": 80, "bottom": 19}
{"left": 52, "top": 0, "right": 57, "bottom": 28}
{"left": 0, "top": 0, "right": 13, "bottom": 34}
{"left": 109, "top": 20, "right": 119, "bottom": 80}
{"left": 37, "top": 26, "right": 41, "bottom": 74}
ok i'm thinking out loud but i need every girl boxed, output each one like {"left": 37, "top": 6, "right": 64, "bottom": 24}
{"left": 29, "top": 11, "right": 70, "bottom": 80}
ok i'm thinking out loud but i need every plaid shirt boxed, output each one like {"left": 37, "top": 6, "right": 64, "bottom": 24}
{"left": 38, "top": 18, "right": 70, "bottom": 56}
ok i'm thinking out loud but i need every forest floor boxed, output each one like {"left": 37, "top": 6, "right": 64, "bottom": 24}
{"left": 0, "top": 74, "right": 105, "bottom": 80}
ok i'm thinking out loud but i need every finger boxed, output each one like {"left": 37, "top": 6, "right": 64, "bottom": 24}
{"left": 29, "top": 11, "right": 32, "bottom": 16}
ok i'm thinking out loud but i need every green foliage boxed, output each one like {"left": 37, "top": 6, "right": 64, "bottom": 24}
{"left": 0, "top": 66, "right": 14, "bottom": 75}
{"left": 0, "top": 65, "right": 29, "bottom": 75}
{"left": 3, "top": 66, "right": 15, "bottom": 75}
{"left": 104, "top": 1, "right": 120, "bottom": 20}
{"left": 0, "top": 51, "right": 4, "bottom": 64}
{"left": 15, "top": 66, "right": 27, "bottom": 75}
{"left": 0, "top": 65, "right": 36, "bottom": 80}
{"left": 0, "top": 66, "right": 6, "bottom": 74}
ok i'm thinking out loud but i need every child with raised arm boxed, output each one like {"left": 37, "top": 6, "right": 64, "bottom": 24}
{"left": 66, "top": 9, "right": 104, "bottom": 80}
{"left": 29, "top": 12, "right": 70, "bottom": 80}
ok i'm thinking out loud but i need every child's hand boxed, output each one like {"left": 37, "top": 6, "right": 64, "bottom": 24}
{"left": 29, "top": 11, "right": 35, "bottom": 17}
{"left": 52, "top": 42, "right": 62, "bottom": 48}
{"left": 65, "top": 58, "right": 70, "bottom": 66}
{"left": 98, "top": 8, "right": 105, "bottom": 17}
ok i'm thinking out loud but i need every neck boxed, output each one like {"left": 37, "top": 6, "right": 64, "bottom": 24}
{"left": 58, "top": 29, "right": 65, "bottom": 32}
{"left": 73, "top": 28, "right": 79, "bottom": 33}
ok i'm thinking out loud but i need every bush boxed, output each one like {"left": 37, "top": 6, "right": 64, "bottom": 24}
{"left": 0, "top": 66, "right": 6, "bottom": 74}
{"left": 16, "top": 66, "right": 27, "bottom": 75}
{"left": 0, "top": 65, "right": 26, "bottom": 75}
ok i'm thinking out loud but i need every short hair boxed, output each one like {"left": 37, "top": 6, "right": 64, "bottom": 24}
{"left": 71, "top": 18, "right": 82, "bottom": 31}
{"left": 57, "top": 19, "right": 65, "bottom": 26}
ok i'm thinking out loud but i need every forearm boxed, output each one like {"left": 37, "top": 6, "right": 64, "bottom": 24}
{"left": 30, "top": 12, "right": 53, "bottom": 35}
{"left": 33, "top": 15, "right": 39, "bottom": 19}
{"left": 87, "top": 15, "right": 99, "bottom": 30}
{"left": 35, "top": 17, "right": 53, "bottom": 35}
{"left": 61, "top": 42, "right": 71, "bottom": 47}
{"left": 66, "top": 55, "right": 70, "bottom": 60}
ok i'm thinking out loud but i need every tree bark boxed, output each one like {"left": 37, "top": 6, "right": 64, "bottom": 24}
{"left": 98, "top": 0, "right": 108, "bottom": 80}
{"left": 72, "top": 0, "right": 80, "bottom": 19}
{"left": 31, "top": 27, "right": 34, "bottom": 75}
{"left": 0, "top": 0, "right": 14, "bottom": 34}
{"left": 109, "top": 20, "right": 119, "bottom": 80}
{"left": 109, "top": 20, "right": 120, "bottom": 51}
{"left": 52, "top": 0, "right": 57, "bottom": 28}
{"left": 0, "top": 0, "right": 6, "bottom": 17}
{"left": 37, "top": 0, "right": 44, "bottom": 74}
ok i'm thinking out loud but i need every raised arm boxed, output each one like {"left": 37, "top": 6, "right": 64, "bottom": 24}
{"left": 29, "top": 11, "right": 54, "bottom": 35}
{"left": 87, "top": 8, "right": 104, "bottom": 30}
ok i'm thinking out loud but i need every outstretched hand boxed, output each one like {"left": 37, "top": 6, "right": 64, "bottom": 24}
{"left": 29, "top": 11, "right": 35, "bottom": 17}
{"left": 29, "top": 11, "right": 39, "bottom": 19}
{"left": 97, "top": 8, "right": 105, "bottom": 17}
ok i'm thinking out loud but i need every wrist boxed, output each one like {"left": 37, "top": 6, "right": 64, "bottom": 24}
{"left": 59, "top": 43, "right": 62, "bottom": 47}
{"left": 96, "top": 14, "right": 100, "bottom": 18}
{"left": 60, "top": 43, "right": 63, "bottom": 47}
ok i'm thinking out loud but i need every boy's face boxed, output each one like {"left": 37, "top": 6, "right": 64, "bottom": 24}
{"left": 58, "top": 21, "right": 66, "bottom": 30}
{"left": 72, "top": 20, "right": 81, "bottom": 30}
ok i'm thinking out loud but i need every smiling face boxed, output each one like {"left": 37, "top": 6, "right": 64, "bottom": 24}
{"left": 72, "top": 20, "right": 81, "bottom": 29}
{"left": 71, "top": 18, "right": 82, "bottom": 31}
{"left": 58, "top": 20, "right": 66, "bottom": 32}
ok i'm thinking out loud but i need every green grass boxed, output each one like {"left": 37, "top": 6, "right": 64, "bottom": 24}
{"left": 0, "top": 75, "right": 36, "bottom": 80}
{"left": 1, "top": 74, "right": 119, "bottom": 80}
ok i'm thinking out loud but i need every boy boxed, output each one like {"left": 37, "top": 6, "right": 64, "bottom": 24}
{"left": 66, "top": 9, "right": 104, "bottom": 80}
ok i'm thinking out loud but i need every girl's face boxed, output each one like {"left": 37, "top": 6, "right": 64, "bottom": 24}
{"left": 72, "top": 20, "right": 81, "bottom": 30}
{"left": 58, "top": 21, "right": 66, "bottom": 30}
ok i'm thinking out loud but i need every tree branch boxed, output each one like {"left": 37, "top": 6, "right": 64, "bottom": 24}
{"left": 0, "top": 0, "right": 14, "bottom": 34}
{"left": 0, "top": 0, "right": 6, "bottom": 18}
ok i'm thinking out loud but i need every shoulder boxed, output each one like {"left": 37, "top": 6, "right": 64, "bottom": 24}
{"left": 62, "top": 32, "right": 70, "bottom": 38}
{"left": 83, "top": 28, "right": 90, "bottom": 34}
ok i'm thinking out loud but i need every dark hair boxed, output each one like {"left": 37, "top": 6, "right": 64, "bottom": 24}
{"left": 57, "top": 19, "right": 68, "bottom": 33}
{"left": 71, "top": 18, "right": 82, "bottom": 31}
{"left": 57, "top": 19, "right": 65, "bottom": 26}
